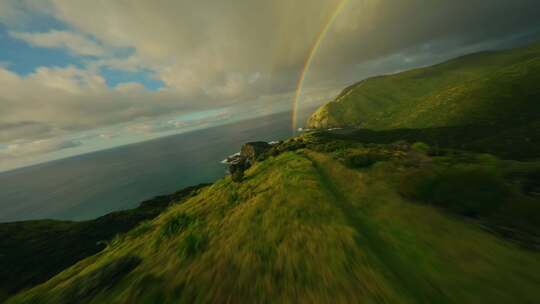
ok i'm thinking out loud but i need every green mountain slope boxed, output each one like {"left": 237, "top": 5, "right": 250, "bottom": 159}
{"left": 7, "top": 42, "right": 540, "bottom": 303}
{"left": 308, "top": 42, "right": 540, "bottom": 129}
{"left": 8, "top": 138, "right": 540, "bottom": 303}
{"left": 0, "top": 185, "right": 207, "bottom": 302}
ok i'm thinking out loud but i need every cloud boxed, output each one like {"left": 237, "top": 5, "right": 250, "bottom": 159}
{"left": 0, "top": 0, "right": 54, "bottom": 27}
{"left": 0, "top": 65, "right": 213, "bottom": 143}
{"left": 0, "top": 137, "right": 82, "bottom": 171}
{"left": 126, "top": 109, "right": 233, "bottom": 135}
{"left": 45, "top": 0, "right": 540, "bottom": 89}
{"left": 3, "top": 138, "right": 81, "bottom": 156}
{"left": 1, "top": 0, "right": 540, "bottom": 170}
{"left": 9, "top": 30, "right": 106, "bottom": 56}
{"left": 0, "top": 121, "right": 55, "bottom": 142}
{"left": 98, "top": 133, "right": 117, "bottom": 140}
{"left": 291, "top": 1, "right": 540, "bottom": 85}
{"left": 46, "top": 1, "right": 347, "bottom": 94}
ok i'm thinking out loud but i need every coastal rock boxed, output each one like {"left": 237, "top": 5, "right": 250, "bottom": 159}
{"left": 225, "top": 142, "right": 273, "bottom": 182}
{"left": 240, "top": 142, "right": 272, "bottom": 165}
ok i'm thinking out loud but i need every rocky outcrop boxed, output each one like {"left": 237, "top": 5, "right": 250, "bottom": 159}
{"left": 241, "top": 142, "right": 272, "bottom": 165}
{"left": 227, "top": 142, "right": 273, "bottom": 182}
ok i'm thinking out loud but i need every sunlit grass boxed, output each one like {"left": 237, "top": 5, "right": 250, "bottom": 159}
{"left": 308, "top": 42, "right": 540, "bottom": 131}
{"left": 9, "top": 150, "right": 540, "bottom": 303}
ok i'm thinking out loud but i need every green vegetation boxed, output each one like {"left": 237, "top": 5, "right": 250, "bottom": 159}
{"left": 8, "top": 145, "right": 540, "bottom": 303}
{"left": 308, "top": 42, "right": 540, "bottom": 133}
{"left": 411, "top": 142, "right": 430, "bottom": 153}
{"left": 308, "top": 124, "right": 540, "bottom": 160}
{"left": 342, "top": 148, "right": 391, "bottom": 168}
{"left": 160, "top": 213, "right": 194, "bottom": 239}
{"left": 5, "top": 42, "right": 540, "bottom": 303}
{"left": 399, "top": 165, "right": 510, "bottom": 217}
{"left": 0, "top": 184, "right": 207, "bottom": 302}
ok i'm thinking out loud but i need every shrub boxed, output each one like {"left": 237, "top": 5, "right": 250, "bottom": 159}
{"left": 344, "top": 150, "right": 387, "bottom": 168}
{"left": 311, "top": 140, "right": 352, "bottom": 153}
{"left": 411, "top": 142, "right": 430, "bottom": 153}
{"left": 160, "top": 213, "right": 193, "bottom": 238}
{"left": 231, "top": 170, "right": 244, "bottom": 183}
{"left": 98, "top": 233, "right": 124, "bottom": 249}
{"left": 399, "top": 165, "right": 510, "bottom": 217}
{"left": 129, "top": 220, "right": 154, "bottom": 238}
{"left": 181, "top": 232, "right": 208, "bottom": 257}
{"left": 276, "top": 139, "right": 306, "bottom": 153}
{"left": 522, "top": 169, "right": 540, "bottom": 195}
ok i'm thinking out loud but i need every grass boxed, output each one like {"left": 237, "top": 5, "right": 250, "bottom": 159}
{"left": 399, "top": 165, "right": 510, "bottom": 217}
{"left": 308, "top": 41, "right": 540, "bottom": 132}
{"left": 8, "top": 150, "right": 540, "bottom": 303}
{"left": 0, "top": 184, "right": 207, "bottom": 302}
{"left": 6, "top": 42, "right": 540, "bottom": 303}
{"left": 305, "top": 150, "right": 540, "bottom": 303}
{"left": 160, "top": 213, "right": 194, "bottom": 239}
{"left": 308, "top": 124, "right": 540, "bottom": 160}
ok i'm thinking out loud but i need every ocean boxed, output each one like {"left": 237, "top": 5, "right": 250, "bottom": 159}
{"left": 0, "top": 111, "right": 308, "bottom": 223}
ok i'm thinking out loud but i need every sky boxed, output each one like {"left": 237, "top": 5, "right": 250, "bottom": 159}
{"left": 1, "top": 0, "right": 540, "bottom": 172}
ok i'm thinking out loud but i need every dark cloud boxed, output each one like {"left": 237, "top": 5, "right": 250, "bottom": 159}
{"left": 313, "top": 0, "right": 540, "bottom": 78}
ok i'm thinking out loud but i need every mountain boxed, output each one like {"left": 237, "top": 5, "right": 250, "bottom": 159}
{"left": 308, "top": 42, "right": 540, "bottom": 130}
{"left": 5, "top": 42, "right": 540, "bottom": 303}
{"left": 7, "top": 134, "right": 540, "bottom": 303}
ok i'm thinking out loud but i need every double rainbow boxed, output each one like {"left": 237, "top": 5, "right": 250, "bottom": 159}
{"left": 291, "top": 0, "right": 349, "bottom": 131}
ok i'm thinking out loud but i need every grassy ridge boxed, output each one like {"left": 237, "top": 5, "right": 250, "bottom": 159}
{"left": 9, "top": 148, "right": 540, "bottom": 303}
{"left": 0, "top": 185, "right": 207, "bottom": 302}
{"left": 308, "top": 42, "right": 540, "bottom": 130}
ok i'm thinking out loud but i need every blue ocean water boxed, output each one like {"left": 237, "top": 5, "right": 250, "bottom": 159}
{"left": 0, "top": 111, "right": 307, "bottom": 222}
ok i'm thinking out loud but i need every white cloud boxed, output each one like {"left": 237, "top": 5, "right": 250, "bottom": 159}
{"left": 0, "top": 65, "right": 212, "bottom": 143}
{"left": 0, "top": 0, "right": 54, "bottom": 27}
{"left": 98, "top": 133, "right": 117, "bottom": 140}
{"left": 47, "top": 0, "right": 347, "bottom": 95}
{"left": 0, "top": 137, "right": 82, "bottom": 171}
{"left": 1, "top": 0, "right": 539, "bottom": 171}
{"left": 9, "top": 30, "right": 106, "bottom": 56}
{"left": 27, "top": 65, "right": 107, "bottom": 93}
{"left": 114, "top": 82, "right": 145, "bottom": 93}
{"left": 3, "top": 138, "right": 81, "bottom": 156}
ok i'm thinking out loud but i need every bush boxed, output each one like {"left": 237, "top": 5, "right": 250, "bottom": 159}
{"left": 160, "top": 213, "right": 193, "bottom": 238}
{"left": 276, "top": 139, "right": 306, "bottom": 153}
{"left": 311, "top": 140, "right": 352, "bottom": 153}
{"left": 399, "top": 165, "right": 510, "bottom": 217}
{"left": 129, "top": 220, "right": 153, "bottom": 238}
{"left": 344, "top": 150, "right": 388, "bottom": 168}
{"left": 182, "top": 232, "right": 208, "bottom": 257}
{"left": 411, "top": 142, "right": 430, "bottom": 153}
{"left": 231, "top": 170, "right": 244, "bottom": 183}
{"left": 522, "top": 169, "right": 540, "bottom": 195}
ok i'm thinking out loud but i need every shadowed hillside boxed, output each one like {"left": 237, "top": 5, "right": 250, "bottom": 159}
{"left": 0, "top": 185, "right": 207, "bottom": 302}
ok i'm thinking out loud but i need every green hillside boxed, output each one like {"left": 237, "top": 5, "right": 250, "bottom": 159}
{"left": 308, "top": 42, "right": 540, "bottom": 130}
{"left": 0, "top": 185, "right": 207, "bottom": 302}
{"left": 6, "top": 42, "right": 540, "bottom": 303}
{"left": 8, "top": 136, "right": 540, "bottom": 303}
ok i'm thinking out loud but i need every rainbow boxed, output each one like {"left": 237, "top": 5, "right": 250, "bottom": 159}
{"left": 291, "top": 0, "right": 349, "bottom": 132}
